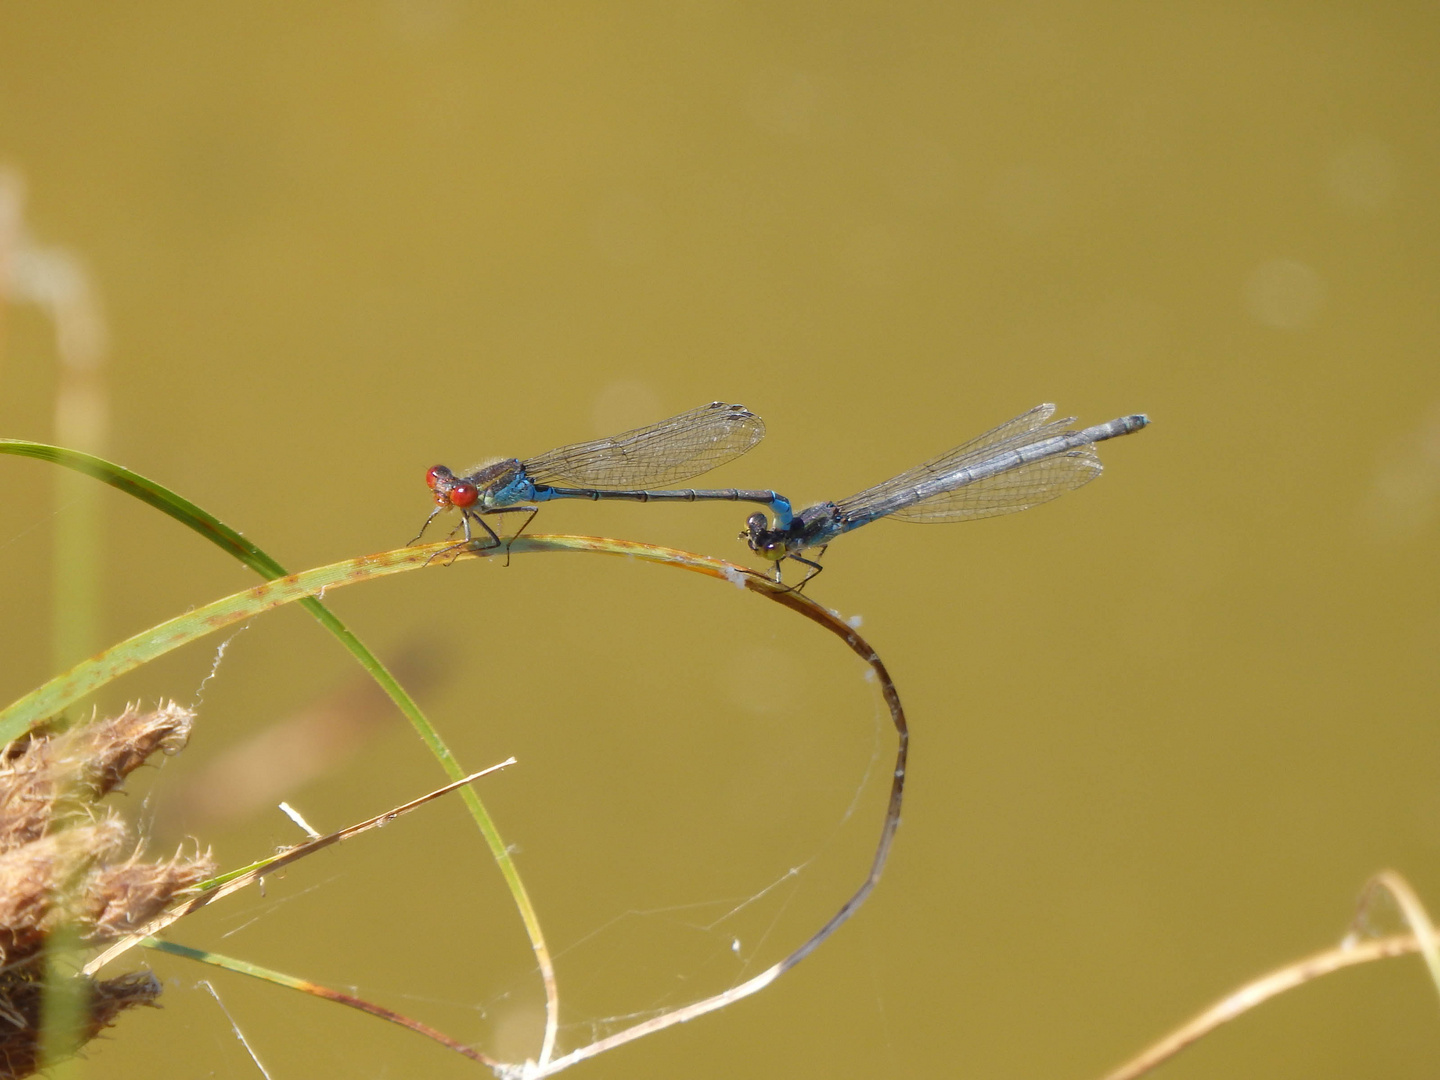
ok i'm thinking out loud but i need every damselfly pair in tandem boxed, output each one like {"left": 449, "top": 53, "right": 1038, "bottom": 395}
{"left": 413, "top": 400, "right": 1149, "bottom": 588}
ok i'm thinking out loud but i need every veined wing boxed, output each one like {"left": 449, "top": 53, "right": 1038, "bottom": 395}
{"left": 837, "top": 405, "right": 1145, "bottom": 525}
{"left": 834, "top": 404, "right": 1116, "bottom": 524}
{"left": 522, "top": 402, "right": 765, "bottom": 488}
{"left": 882, "top": 449, "right": 1102, "bottom": 522}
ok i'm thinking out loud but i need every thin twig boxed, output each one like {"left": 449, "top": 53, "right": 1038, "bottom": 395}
{"left": 1355, "top": 871, "right": 1440, "bottom": 1003}
{"left": 199, "top": 980, "right": 274, "bottom": 1079}
{"left": 169, "top": 945, "right": 497, "bottom": 1068}
{"left": 1098, "top": 933, "right": 1420, "bottom": 1080}
{"left": 82, "top": 760, "right": 515, "bottom": 976}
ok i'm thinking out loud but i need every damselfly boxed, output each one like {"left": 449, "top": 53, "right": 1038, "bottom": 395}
{"left": 742, "top": 404, "right": 1148, "bottom": 587}
{"left": 417, "top": 401, "right": 793, "bottom": 548}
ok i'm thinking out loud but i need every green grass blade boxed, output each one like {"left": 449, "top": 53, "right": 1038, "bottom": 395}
{"left": 0, "top": 532, "right": 804, "bottom": 737}
{"left": 145, "top": 939, "right": 499, "bottom": 1065}
{"left": 0, "top": 439, "right": 288, "bottom": 576}
{"left": 0, "top": 439, "right": 559, "bottom": 1050}
{"left": 0, "top": 546, "right": 437, "bottom": 738}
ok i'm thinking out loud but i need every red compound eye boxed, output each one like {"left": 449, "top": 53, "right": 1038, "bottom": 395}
{"left": 449, "top": 481, "right": 479, "bottom": 508}
{"left": 425, "top": 465, "right": 449, "bottom": 490}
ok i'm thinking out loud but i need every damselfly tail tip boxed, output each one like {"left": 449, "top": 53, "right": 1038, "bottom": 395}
{"left": 1109, "top": 413, "right": 1149, "bottom": 435}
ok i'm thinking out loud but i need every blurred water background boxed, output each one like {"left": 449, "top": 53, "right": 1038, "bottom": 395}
{"left": 1, "top": 4, "right": 1438, "bottom": 1077}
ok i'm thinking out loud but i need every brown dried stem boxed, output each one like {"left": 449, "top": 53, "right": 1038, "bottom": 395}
{"left": 1102, "top": 870, "right": 1438, "bottom": 1080}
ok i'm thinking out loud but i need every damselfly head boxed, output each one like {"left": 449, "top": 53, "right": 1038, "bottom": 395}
{"left": 425, "top": 465, "right": 479, "bottom": 509}
{"left": 742, "top": 512, "right": 786, "bottom": 559}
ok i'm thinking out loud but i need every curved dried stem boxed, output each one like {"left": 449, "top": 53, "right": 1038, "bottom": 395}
{"left": 492, "top": 540, "right": 908, "bottom": 1078}
{"left": 11, "top": 536, "right": 906, "bottom": 1073}
{"left": 1354, "top": 871, "right": 1440, "bottom": 1002}
{"left": 1101, "top": 930, "right": 1425, "bottom": 1080}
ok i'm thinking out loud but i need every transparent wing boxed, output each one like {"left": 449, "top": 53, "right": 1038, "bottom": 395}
{"left": 522, "top": 402, "right": 766, "bottom": 488}
{"left": 871, "top": 404, "right": 1060, "bottom": 490}
{"left": 882, "top": 449, "right": 1102, "bottom": 522}
{"left": 831, "top": 404, "right": 1059, "bottom": 515}
{"left": 833, "top": 404, "right": 1145, "bottom": 526}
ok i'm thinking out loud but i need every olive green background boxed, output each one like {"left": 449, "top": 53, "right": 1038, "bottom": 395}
{"left": 2, "top": 4, "right": 1438, "bottom": 1077}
